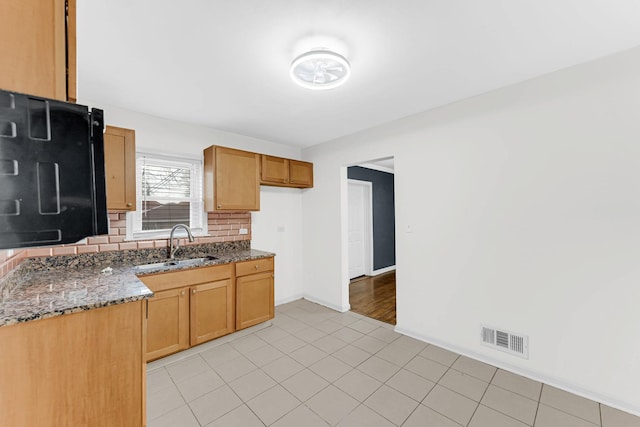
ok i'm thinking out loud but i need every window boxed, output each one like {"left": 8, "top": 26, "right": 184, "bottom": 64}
{"left": 127, "top": 152, "right": 206, "bottom": 240}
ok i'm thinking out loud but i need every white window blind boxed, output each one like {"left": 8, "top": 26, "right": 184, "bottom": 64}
{"left": 128, "top": 152, "right": 206, "bottom": 239}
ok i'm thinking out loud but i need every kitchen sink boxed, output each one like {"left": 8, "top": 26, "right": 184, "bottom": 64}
{"left": 134, "top": 255, "right": 218, "bottom": 271}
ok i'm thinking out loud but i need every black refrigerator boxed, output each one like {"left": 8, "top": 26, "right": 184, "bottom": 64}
{"left": 0, "top": 89, "right": 108, "bottom": 249}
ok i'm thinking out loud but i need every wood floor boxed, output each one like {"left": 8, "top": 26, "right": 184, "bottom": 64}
{"left": 349, "top": 271, "right": 396, "bottom": 325}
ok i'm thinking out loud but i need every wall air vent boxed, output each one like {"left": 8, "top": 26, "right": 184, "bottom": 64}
{"left": 481, "top": 325, "right": 529, "bottom": 359}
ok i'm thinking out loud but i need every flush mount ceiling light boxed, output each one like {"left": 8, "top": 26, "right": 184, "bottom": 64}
{"left": 290, "top": 49, "right": 351, "bottom": 90}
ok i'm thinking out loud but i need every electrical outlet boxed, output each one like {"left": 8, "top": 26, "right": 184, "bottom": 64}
{"left": 239, "top": 228, "right": 248, "bottom": 235}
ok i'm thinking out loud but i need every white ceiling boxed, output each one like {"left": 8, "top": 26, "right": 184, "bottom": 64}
{"left": 77, "top": 1, "right": 640, "bottom": 148}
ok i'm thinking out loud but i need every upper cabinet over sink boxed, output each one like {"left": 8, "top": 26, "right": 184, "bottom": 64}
{"left": 204, "top": 145, "right": 313, "bottom": 212}
{"left": 0, "top": 0, "right": 76, "bottom": 102}
{"left": 204, "top": 146, "right": 261, "bottom": 211}
{"left": 260, "top": 155, "right": 313, "bottom": 188}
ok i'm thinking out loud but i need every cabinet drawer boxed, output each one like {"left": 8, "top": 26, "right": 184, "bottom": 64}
{"left": 139, "top": 263, "right": 233, "bottom": 292}
{"left": 235, "top": 257, "right": 274, "bottom": 277}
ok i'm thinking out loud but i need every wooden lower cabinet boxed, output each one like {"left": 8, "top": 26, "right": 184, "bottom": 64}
{"left": 190, "top": 278, "right": 234, "bottom": 346}
{"left": 141, "top": 259, "right": 274, "bottom": 361}
{"left": 146, "top": 287, "right": 190, "bottom": 361}
{"left": 0, "top": 301, "right": 146, "bottom": 426}
{"left": 140, "top": 263, "right": 235, "bottom": 361}
{"left": 236, "top": 258, "right": 275, "bottom": 330}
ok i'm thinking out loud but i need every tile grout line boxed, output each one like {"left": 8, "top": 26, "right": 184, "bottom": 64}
{"left": 537, "top": 385, "right": 603, "bottom": 427}
{"left": 488, "top": 376, "right": 541, "bottom": 404}
{"left": 172, "top": 354, "right": 236, "bottom": 426}
{"left": 400, "top": 404, "right": 424, "bottom": 427}
{"left": 411, "top": 353, "right": 474, "bottom": 427}
{"left": 532, "top": 381, "right": 545, "bottom": 426}
{"left": 599, "top": 403, "right": 603, "bottom": 426}
{"left": 477, "top": 369, "right": 544, "bottom": 426}
{"left": 463, "top": 364, "right": 497, "bottom": 426}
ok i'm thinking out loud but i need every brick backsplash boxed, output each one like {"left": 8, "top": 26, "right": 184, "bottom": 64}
{"left": 0, "top": 211, "right": 251, "bottom": 280}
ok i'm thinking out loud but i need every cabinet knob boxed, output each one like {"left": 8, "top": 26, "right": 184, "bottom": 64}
{"left": 255, "top": 265, "right": 259, "bottom": 269}
{"left": 126, "top": 202, "right": 132, "bottom": 207}
{"left": 192, "top": 289, "right": 196, "bottom": 294}
{"left": 217, "top": 204, "right": 222, "bottom": 209}
{"left": 181, "top": 290, "right": 185, "bottom": 296}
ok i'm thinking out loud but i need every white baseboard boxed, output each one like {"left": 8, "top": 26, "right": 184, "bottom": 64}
{"left": 371, "top": 265, "right": 396, "bottom": 276}
{"left": 394, "top": 325, "right": 640, "bottom": 418}
{"left": 275, "top": 294, "right": 304, "bottom": 306}
{"left": 302, "top": 294, "right": 350, "bottom": 313}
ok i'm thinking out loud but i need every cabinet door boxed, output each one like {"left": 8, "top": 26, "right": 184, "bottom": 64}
{"left": 0, "top": 0, "right": 74, "bottom": 101}
{"left": 204, "top": 146, "right": 260, "bottom": 211}
{"left": 190, "top": 279, "right": 234, "bottom": 346}
{"left": 0, "top": 302, "right": 145, "bottom": 426}
{"left": 289, "top": 160, "right": 314, "bottom": 188}
{"left": 261, "top": 155, "right": 288, "bottom": 185}
{"left": 146, "top": 288, "right": 189, "bottom": 361}
{"left": 236, "top": 271, "right": 274, "bottom": 330}
{"left": 104, "top": 126, "right": 136, "bottom": 211}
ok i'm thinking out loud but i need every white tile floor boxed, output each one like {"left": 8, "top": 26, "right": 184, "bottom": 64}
{"left": 147, "top": 299, "right": 640, "bottom": 427}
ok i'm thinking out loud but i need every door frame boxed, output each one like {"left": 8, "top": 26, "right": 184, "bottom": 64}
{"left": 347, "top": 179, "right": 373, "bottom": 278}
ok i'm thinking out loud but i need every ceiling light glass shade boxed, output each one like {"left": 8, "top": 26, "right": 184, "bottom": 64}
{"left": 290, "top": 50, "right": 351, "bottom": 90}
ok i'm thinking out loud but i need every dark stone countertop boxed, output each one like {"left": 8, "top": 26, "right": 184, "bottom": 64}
{"left": 0, "top": 243, "right": 275, "bottom": 327}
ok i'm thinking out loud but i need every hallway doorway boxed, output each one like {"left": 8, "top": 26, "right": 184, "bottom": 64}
{"left": 345, "top": 158, "right": 396, "bottom": 325}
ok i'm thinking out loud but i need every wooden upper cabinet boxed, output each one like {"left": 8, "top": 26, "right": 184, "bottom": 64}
{"left": 260, "top": 155, "right": 313, "bottom": 188}
{"left": 104, "top": 126, "right": 136, "bottom": 211}
{"left": 0, "top": 0, "right": 76, "bottom": 102}
{"left": 204, "top": 146, "right": 260, "bottom": 211}
{"left": 289, "top": 159, "right": 314, "bottom": 187}
{"left": 261, "top": 155, "right": 288, "bottom": 185}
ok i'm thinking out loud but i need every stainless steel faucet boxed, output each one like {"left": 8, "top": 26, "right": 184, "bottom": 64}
{"left": 169, "top": 224, "right": 195, "bottom": 259}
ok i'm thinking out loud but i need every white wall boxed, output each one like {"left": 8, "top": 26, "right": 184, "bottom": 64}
{"left": 77, "top": 100, "right": 306, "bottom": 305}
{"left": 301, "top": 46, "right": 640, "bottom": 415}
{"left": 251, "top": 187, "right": 304, "bottom": 305}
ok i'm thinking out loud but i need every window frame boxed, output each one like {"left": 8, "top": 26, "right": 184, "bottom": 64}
{"left": 125, "top": 150, "right": 208, "bottom": 241}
